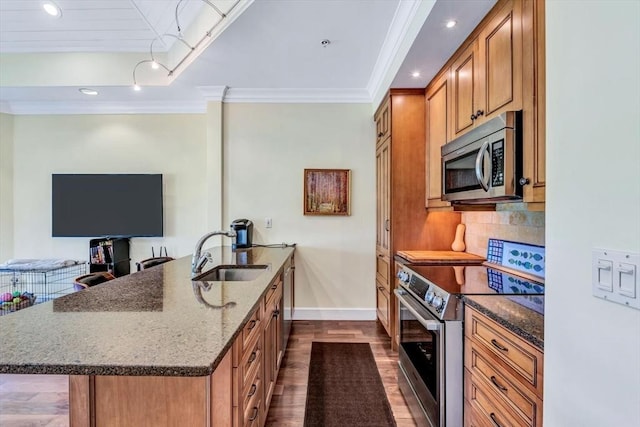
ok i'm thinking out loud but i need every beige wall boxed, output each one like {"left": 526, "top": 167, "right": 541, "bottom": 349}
{"left": 462, "top": 209, "right": 545, "bottom": 257}
{"left": 0, "top": 113, "right": 14, "bottom": 262}
{"left": 10, "top": 114, "right": 208, "bottom": 265}
{"left": 4, "top": 103, "right": 377, "bottom": 317}
{"left": 545, "top": 1, "right": 640, "bottom": 426}
{"left": 224, "top": 103, "right": 376, "bottom": 315}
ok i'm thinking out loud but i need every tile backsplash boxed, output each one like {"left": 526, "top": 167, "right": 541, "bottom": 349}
{"left": 462, "top": 210, "right": 545, "bottom": 257}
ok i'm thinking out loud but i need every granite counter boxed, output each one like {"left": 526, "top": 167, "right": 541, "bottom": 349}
{"left": 464, "top": 294, "right": 544, "bottom": 349}
{"left": 0, "top": 246, "right": 294, "bottom": 377}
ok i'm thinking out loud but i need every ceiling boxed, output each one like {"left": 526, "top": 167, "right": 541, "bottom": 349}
{"left": 0, "top": 0, "right": 497, "bottom": 114}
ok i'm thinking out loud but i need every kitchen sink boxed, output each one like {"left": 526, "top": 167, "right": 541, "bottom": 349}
{"left": 193, "top": 265, "right": 269, "bottom": 282}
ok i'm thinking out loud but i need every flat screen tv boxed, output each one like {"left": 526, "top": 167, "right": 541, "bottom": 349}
{"left": 52, "top": 174, "right": 163, "bottom": 237}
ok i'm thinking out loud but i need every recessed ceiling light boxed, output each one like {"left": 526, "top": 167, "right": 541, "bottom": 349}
{"left": 446, "top": 20, "right": 457, "bottom": 29}
{"left": 42, "top": 1, "right": 62, "bottom": 17}
{"left": 151, "top": 61, "right": 159, "bottom": 70}
{"left": 133, "top": 84, "right": 142, "bottom": 92}
{"left": 79, "top": 88, "right": 98, "bottom": 96}
{"left": 411, "top": 71, "right": 421, "bottom": 78}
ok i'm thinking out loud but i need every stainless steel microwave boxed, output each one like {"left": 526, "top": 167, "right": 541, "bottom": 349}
{"left": 441, "top": 111, "right": 523, "bottom": 204}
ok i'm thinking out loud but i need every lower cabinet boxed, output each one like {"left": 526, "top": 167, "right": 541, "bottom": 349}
{"left": 68, "top": 255, "right": 294, "bottom": 427}
{"left": 464, "top": 306, "right": 544, "bottom": 427}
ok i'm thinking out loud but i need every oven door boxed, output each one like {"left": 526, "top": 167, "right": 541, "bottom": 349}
{"left": 395, "top": 288, "right": 444, "bottom": 427}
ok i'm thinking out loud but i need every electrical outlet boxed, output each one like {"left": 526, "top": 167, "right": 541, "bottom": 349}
{"left": 265, "top": 217, "right": 272, "bottom": 228}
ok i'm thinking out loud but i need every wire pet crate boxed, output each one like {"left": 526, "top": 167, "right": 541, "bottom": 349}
{"left": 0, "top": 260, "right": 87, "bottom": 305}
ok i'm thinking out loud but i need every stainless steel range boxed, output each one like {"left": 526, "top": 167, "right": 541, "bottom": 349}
{"left": 395, "top": 240, "right": 545, "bottom": 427}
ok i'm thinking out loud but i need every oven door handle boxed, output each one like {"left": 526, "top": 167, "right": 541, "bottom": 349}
{"left": 395, "top": 289, "right": 442, "bottom": 332}
{"left": 475, "top": 140, "right": 491, "bottom": 192}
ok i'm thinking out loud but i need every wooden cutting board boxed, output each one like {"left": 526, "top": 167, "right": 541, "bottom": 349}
{"left": 396, "top": 250, "right": 485, "bottom": 264}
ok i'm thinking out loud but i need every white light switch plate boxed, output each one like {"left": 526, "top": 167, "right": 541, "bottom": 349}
{"left": 592, "top": 248, "right": 640, "bottom": 310}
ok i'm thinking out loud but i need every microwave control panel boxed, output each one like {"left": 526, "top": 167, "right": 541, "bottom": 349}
{"left": 491, "top": 139, "right": 505, "bottom": 186}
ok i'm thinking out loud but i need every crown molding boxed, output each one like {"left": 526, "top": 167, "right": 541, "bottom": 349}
{"left": 367, "top": 0, "right": 436, "bottom": 110}
{"left": 223, "top": 88, "right": 371, "bottom": 103}
{"left": 198, "top": 85, "right": 229, "bottom": 101}
{"left": 4, "top": 101, "right": 206, "bottom": 115}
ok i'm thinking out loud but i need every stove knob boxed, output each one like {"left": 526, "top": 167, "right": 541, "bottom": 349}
{"left": 425, "top": 290, "right": 435, "bottom": 304}
{"left": 400, "top": 271, "right": 410, "bottom": 283}
{"left": 432, "top": 295, "right": 444, "bottom": 312}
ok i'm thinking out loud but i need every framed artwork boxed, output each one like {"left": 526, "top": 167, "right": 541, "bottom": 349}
{"left": 303, "top": 169, "right": 351, "bottom": 216}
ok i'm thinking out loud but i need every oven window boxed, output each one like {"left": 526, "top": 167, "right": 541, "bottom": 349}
{"left": 444, "top": 150, "right": 484, "bottom": 193}
{"left": 399, "top": 304, "right": 438, "bottom": 397}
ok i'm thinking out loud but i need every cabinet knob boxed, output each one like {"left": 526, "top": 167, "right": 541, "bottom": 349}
{"left": 377, "top": 132, "right": 384, "bottom": 138}
{"left": 519, "top": 177, "right": 531, "bottom": 186}
{"left": 475, "top": 110, "right": 485, "bottom": 117}
{"left": 470, "top": 113, "right": 477, "bottom": 121}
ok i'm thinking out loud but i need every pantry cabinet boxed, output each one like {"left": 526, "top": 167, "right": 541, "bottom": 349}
{"left": 374, "top": 89, "right": 427, "bottom": 339}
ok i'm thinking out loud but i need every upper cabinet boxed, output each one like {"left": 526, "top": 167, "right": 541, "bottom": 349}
{"left": 425, "top": 71, "right": 451, "bottom": 209}
{"left": 450, "top": 0, "right": 523, "bottom": 140}
{"left": 427, "top": 0, "right": 545, "bottom": 208}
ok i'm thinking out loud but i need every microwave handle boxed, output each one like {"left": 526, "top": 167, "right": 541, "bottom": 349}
{"left": 475, "top": 140, "right": 491, "bottom": 192}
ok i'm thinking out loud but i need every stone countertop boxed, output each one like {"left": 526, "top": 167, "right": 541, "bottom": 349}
{"left": 464, "top": 294, "right": 544, "bottom": 350}
{"left": 0, "top": 246, "right": 294, "bottom": 377}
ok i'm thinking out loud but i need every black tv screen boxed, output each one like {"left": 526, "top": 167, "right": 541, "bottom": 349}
{"left": 52, "top": 174, "right": 163, "bottom": 237}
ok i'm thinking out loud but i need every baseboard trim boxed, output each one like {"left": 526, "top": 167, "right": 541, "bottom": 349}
{"left": 293, "top": 308, "right": 376, "bottom": 321}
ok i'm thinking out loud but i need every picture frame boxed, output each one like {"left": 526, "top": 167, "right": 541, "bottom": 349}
{"left": 303, "top": 169, "right": 351, "bottom": 216}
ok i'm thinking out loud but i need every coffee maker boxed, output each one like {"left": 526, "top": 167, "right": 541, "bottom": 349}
{"left": 230, "top": 219, "right": 253, "bottom": 250}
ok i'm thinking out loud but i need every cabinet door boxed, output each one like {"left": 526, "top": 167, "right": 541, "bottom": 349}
{"left": 425, "top": 72, "right": 451, "bottom": 209}
{"left": 376, "top": 284, "right": 390, "bottom": 335}
{"left": 375, "top": 96, "right": 391, "bottom": 146}
{"left": 478, "top": 0, "right": 523, "bottom": 121}
{"left": 450, "top": 40, "right": 481, "bottom": 140}
{"left": 375, "top": 139, "right": 391, "bottom": 256}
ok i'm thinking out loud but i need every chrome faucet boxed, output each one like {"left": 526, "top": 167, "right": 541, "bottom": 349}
{"left": 191, "top": 230, "right": 237, "bottom": 276}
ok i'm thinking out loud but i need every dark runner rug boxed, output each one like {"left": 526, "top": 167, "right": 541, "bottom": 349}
{"left": 303, "top": 342, "right": 397, "bottom": 427}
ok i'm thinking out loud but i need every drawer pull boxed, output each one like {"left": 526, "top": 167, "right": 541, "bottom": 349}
{"left": 490, "top": 375, "right": 508, "bottom": 392}
{"left": 247, "top": 383, "right": 257, "bottom": 397}
{"left": 489, "top": 412, "right": 504, "bottom": 427}
{"left": 247, "top": 319, "right": 257, "bottom": 330}
{"left": 248, "top": 351, "right": 257, "bottom": 364}
{"left": 249, "top": 407, "right": 259, "bottom": 422}
{"left": 491, "top": 339, "right": 509, "bottom": 352}
{"left": 271, "top": 284, "right": 278, "bottom": 290}
{"left": 273, "top": 309, "right": 280, "bottom": 318}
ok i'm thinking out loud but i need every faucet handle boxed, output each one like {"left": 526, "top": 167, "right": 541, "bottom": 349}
{"left": 195, "top": 251, "right": 212, "bottom": 273}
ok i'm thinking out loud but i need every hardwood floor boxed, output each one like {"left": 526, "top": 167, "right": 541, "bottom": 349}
{"left": 0, "top": 320, "right": 416, "bottom": 427}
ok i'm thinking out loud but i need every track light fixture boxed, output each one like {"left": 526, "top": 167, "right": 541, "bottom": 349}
{"left": 132, "top": 0, "right": 239, "bottom": 91}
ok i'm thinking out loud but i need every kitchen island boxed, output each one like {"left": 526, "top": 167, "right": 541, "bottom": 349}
{"left": 0, "top": 246, "right": 295, "bottom": 426}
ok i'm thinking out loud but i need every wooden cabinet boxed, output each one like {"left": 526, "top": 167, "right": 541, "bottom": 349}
{"left": 439, "top": 0, "right": 544, "bottom": 205}
{"left": 450, "top": 40, "right": 481, "bottom": 140}
{"left": 464, "top": 306, "right": 543, "bottom": 427}
{"left": 425, "top": 71, "right": 451, "bottom": 209}
{"left": 374, "top": 89, "right": 427, "bottom": 340}
{"left": 450, "top": 0, "right": 523, "bottom": 140}
{"left": 263, "top": 274, "right": 283, "bottom": 413}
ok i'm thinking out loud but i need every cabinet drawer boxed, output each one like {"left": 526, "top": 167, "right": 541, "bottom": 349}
{"left": 241, "top": 306, "right": 262, "bottom": 354}
{"left": 240, "top": 335, "right": 262, "bottom": 391}
{"left": 465, "top": 307, "right": 543, "bottom": 394}
{"left": 466, "top": 339, "right": 542, "bottom": 426}
{"left": 465, "top": 369, "right": 529, "bottom": 427}
{"left": 376, "top": 255, "right": 390, "bottom": 284}
{"left": 243, "top": 395, "right": 261, "bottom": 427}
{"left": 464, "top": 399, "right": 492, "bottom": 427}
{"left": 241, "top": 375, "right": 262, "bottom": 422}
{"left": 264, "top": 276, "right": 282, "bottom": 309}
{"left": 376, "top": 286, "right": 390, "bottom": 335}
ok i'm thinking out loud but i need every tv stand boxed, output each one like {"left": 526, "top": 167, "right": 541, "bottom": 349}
{"left": 89, "top": 238, "right": 130, "bottom": 277}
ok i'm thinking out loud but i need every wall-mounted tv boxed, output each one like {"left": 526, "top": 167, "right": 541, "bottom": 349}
{"left": 52, "top": 174, "right": 163, "bottom": 237}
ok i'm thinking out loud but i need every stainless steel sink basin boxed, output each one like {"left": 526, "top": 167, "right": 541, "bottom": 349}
{"left": 193, "top": 265, "right": 269, "bottom": 282}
